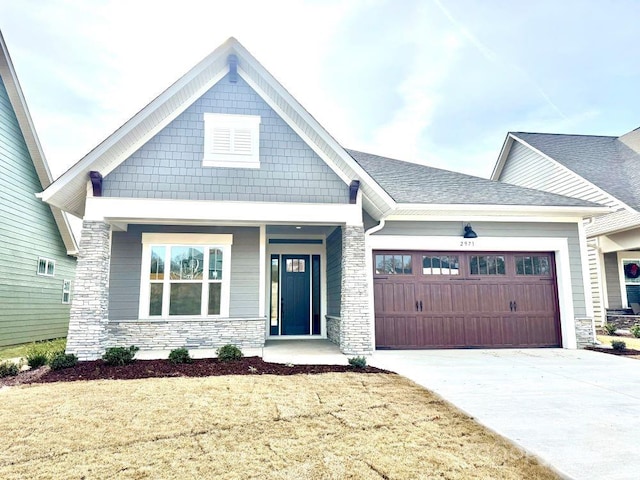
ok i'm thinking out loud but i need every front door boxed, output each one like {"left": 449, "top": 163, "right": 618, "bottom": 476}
{"left": 281, "top": 255, "right": 311, "bottom": 335}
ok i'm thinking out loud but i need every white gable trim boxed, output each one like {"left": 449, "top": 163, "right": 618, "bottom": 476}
{"left": 41, "top": 37, "right": 395, "bottom": 219}
{"left": 492, "top": 133, "right": 631, "bottom": 212}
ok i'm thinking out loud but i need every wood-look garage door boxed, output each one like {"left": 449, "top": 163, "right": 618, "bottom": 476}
{"left": 373, "top": 251, "right": 561, "bottom": 349}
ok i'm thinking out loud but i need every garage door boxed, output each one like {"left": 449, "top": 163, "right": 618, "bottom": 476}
{"left": 373, "top": 251, "right": 561, "bottom": 349}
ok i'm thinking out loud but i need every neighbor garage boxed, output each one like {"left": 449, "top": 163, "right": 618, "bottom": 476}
{"left": 373, "top": 251, "right": 561, "bottom": 349}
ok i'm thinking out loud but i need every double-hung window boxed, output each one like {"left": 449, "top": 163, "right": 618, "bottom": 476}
{"left": 140, "top": 234, "right": 232, "bottom": 318}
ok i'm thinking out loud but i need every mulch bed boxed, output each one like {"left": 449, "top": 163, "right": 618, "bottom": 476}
{"left": 1, "top": 357, "right": 389, "bottom": 388}
{"left": 585, "top": 346, "right": 640, "bottom": 357}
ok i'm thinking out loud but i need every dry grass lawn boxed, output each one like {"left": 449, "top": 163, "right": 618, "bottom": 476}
{"left": 597, "top": 334, "right": 640, "bottom": 351}
{"left": 0, "top": 373, "right": 558, "bottom": 479}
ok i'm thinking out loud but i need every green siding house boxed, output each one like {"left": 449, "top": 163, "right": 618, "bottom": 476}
{"left": 0, "top": 32, "right": 77, "bottom": 346}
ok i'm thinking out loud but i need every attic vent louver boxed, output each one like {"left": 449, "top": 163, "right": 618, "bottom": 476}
{"left": 228, "top": 54, "right": 238, "bottom": 83}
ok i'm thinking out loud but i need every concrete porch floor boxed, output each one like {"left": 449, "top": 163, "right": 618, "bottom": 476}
{"left": 263, "top": 339, "right": 349, "bottom": 365}
{"left": 134, "top": 339, "right": 349, "bottom": 365}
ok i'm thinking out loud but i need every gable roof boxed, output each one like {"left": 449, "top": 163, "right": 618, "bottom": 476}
{"left": 0, "top": 31, "right": 77, "bottom": 255}
{"left": 347, "top": 149, "right": 602, "bottom": 209}
{"left": 41, "top": 37, "right": 395, "bottom": 220}
{"left": 497, "top": 132, "right": 640, "bottom": 211}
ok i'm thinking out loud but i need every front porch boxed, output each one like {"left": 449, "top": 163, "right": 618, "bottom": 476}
{"left": 133, "top": 338, "right": 349, "bottom": 365}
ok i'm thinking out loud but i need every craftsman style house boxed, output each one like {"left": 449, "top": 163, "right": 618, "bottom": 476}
{"left": 42, "top": 38, "right": 604, "bottom": 359}
{"left": 494, "top": 129, "right": 640, "bottom": 326}
{"left": 0, "top": 32, "right": 77, "bottom": 346}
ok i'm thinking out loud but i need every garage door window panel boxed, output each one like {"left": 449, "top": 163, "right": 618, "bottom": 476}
{"left": 423, "top": 255, "right": 459, "bottom": 275}
{"left": 469, "top": 255, "right": 505, "bottom": 275}
{"left": 516, "top": 255, "right": 551, "bottom": 276}
{"left": 375, "top": 254, "right": 412, "bottom": 275}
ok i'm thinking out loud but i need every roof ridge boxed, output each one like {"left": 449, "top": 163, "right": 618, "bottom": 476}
{"left": 512, "top": 131, "right": 617, "bottom": 139}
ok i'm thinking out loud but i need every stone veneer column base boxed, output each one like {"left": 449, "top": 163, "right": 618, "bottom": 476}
{"left": 575, "top": 317, "right": 596, "bottom": 348}
{"left": 106, "top": 318, "right": 266, "bottom": 350}
{"left": 66, "top": 221, "right": 111, "bottom": 361}
{"left": 339, "top": 225, "right": 373, "bottom": 355}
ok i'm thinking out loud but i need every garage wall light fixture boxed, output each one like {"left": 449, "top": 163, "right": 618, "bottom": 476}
{"left": 463, "top": 223, "right": 478, "bottom": 238}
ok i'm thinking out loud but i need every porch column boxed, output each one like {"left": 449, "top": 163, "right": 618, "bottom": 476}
{"left": 66, "top": 221, "right": 112, "bottom": 360}
{"left": 340, "top": 224, "right": 373, "bottom": 355}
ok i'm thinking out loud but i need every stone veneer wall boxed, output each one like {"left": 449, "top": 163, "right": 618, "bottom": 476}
{"left": 575, "top": 317, "right": 596, "bottom": 348}
{"left": 107, "top": 318, "right": 266, "bottom": 350}
{"left": 606, "top": 315, "right": 640, "bottom": 330}
{"left": 339, "top": 225, "right": 373, "bottom": 355}
{"left": 66, "top": 221, "right": 112, "bottom": 360}
{"left": 325, "top": 316, "right": 341, "bottom": 345}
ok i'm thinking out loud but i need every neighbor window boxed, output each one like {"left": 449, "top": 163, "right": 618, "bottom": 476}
{"left": 140, "top": 234, "right": 232, "bottom": 318}
{"left": 37, "top": 257, "right": 55, "bottom": 276}
{"left": 203, "top": 113, "right": 261, "bottom": 168}
{"left": 62, "top": 280, "right": 71, "bottom": 304}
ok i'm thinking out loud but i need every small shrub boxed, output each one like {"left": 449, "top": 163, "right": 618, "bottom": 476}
{"left": 0, "top": 360, "right": 19, "bottom": 377}
{"left": 26, "top": 351, "right": 48, "bottom": 369}
{"left": 168, "top": 348, "right": 192, "bottom": 364}
{"left": 611, "top": 340, "right": 626, "bottom": 351}
{"left": 216, "top": 344, "right": 243, "bottom": 362}
{"left": 348, "top": 356, "right": 367, "bottom": 368}
{"left": 603, "top": 323, "right": 617, "bottom": 335}
{"left": 630, "top": 324, "right": 640, "bottom": 339}
{"left": 49, "top": 352, "right": 78, "bottom": 370}
{"left": 102, "top": 346, "right": 139, "bottom": 366}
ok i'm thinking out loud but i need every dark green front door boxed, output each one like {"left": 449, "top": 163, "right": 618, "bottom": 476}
{"left": 281, "top": 255, "right": 311, "bottom": 335}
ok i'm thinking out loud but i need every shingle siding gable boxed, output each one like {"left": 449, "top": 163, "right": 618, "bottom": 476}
{"left": 103, "top": 74, "right": 349, "bottom": 204}
{"left": 500, "top": 140, "right": 622, "bottom": 209}
{"left": 0, "top": 76, "right": 75, "bottom": 346}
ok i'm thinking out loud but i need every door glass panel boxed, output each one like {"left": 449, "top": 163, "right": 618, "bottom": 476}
{"left": 270, "top": 256, "right": 279, "bottom": 329}
{"left": 169, "top": 283, "right": 202, "bottom": 315}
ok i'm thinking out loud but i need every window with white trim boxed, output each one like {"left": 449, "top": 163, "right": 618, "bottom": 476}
{"left": 37, "top": 257, "right": 55, "bottom": 276}
{"left": 140, "top": 234, "right": 232, "bottom": 318}
{"left": 203, "top": 113, "right": 260, "bottom": 168}
{"left": 62, "top": 280, "right": 71, "bottom": 304}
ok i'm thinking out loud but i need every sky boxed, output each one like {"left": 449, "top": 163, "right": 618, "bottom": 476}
{"left": 1, "top": 0, "right": 640, "bottom": 179}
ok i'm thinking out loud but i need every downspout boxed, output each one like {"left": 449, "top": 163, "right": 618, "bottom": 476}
{"left": 363, "top": 217, "right": 385, "bottom": 354}
{"left": 365, "top": 218, "right": 386, "bottom": 236}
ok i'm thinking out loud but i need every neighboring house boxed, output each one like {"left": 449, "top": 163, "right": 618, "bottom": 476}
{"left": 493, "top": 130, "right": 640, "bottom": 327}
{"left": 0, "top": 32, "right": 77, "bottom": 346}
{"left": 41, "top": 38, "right": 605, "bottom": 360}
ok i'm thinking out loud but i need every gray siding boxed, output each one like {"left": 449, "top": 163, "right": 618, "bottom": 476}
{"left": 109, "top": 225, "right": 259, "bottom": 320}
{"left": 103, "top": 74, "right": 348, "bottom": 204}
{"left": 0, "top": 76, "right": 76, "bottom": 346}
{"left": 377, "top": 221, "right": 588, "bottom": 316}
{"left": 326, "top": 227, "right": 342, "bottom": 317}
{"left": 604, "top": 252, "right": 622, "bottom": 308}
{"left": 501, "top": 141, "right": 621, "bottom": 209}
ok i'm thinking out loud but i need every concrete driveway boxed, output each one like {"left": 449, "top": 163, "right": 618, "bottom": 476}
{"left": 370, "top": 349, "right": 640, "bottom": 480}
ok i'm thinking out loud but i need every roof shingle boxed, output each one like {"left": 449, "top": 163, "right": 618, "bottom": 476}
{"left": 347, "top": 149, "right": 599, "bottom": 208}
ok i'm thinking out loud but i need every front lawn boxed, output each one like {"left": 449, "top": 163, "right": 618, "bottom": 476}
{"left": 0, "top": 338, "right": 66, "bottom": 360}
{"left": 0, "top": 374, "right": 558, "bottom": 479}
{"left": 597, "top": 335, "right": 640, "bottom": 351}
